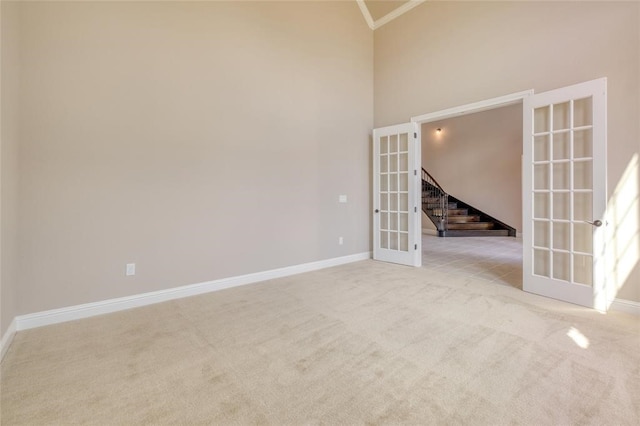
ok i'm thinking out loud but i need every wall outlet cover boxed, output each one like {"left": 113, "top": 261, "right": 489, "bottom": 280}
{"left": 126, "top": 263, "right": 136, "bottom": 276}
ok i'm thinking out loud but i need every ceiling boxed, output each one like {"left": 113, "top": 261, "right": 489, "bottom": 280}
{"left": 359, "top": 0, "right": 424, "bottom": 30}
{"left": 364, "top": 1, "right": 409, "bottom": 21}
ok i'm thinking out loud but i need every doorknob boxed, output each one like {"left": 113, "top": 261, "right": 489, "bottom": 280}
{"left": 375, "top": 209, "right": 379, "bottom": 213}
{"left": 585, "top": 219, "right": 603, "bottom": 227}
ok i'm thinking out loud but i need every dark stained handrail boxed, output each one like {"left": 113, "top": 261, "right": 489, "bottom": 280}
{"left": 421, "top": 168, "right": 446, "bottom": 192}
{"left": 421, "top": 168, "right": 449, "bottom": 231}
{"left": 421, "top": 167, "right": 517, "bottom": 237}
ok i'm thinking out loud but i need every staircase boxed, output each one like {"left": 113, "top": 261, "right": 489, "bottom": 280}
{"left": 422, "top": 168, "right": 516, "bottom": 237}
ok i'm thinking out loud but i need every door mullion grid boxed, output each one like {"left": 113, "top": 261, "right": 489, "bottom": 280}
{"left": 378, "top": 148, "right": 389, "bottom": 246}
{"left": 569, "top": 100, "right": 575, "bottom": 284}
{"left": 395, "top": 134, "right": 400, "bottom": 250}
{"left": 523, "top": 78, "right": 605, "bottom": 308}
{"left": 382, "top": 171, "right": 387, "bottom": 236}
{"left": 386, "top": 149, "right": 390, "bottom": 247}
{"left": 376, "top": 142, "right": 379, "bottom": 250}
{"left": 549, "top": 104, "right": 554, "bottom": 279}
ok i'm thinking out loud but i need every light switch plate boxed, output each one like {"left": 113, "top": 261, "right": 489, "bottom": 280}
{"left": 338, "top": 195, "right": 347, "bottom": 203}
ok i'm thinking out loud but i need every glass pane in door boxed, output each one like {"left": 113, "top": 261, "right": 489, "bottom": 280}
{"left": 531, "top": 97, "right": 596, "bottom": 287}
{"left": 378, "top": 129, "right": 412, "bottom": 256}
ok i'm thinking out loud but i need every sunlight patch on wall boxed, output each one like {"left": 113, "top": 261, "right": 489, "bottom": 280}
{"left": 601, "top": 154, "right": 639, "bottom": 310}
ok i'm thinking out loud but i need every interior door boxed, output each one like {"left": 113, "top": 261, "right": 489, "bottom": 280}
{"left": 522, "top": 78, "right": 607, "bottom": 308}
{"left": 373, "top": 122, "right": 421, "bottom": 267}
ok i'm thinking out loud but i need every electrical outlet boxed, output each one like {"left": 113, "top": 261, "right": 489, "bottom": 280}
{"left": 338, "top": 237, "right": 344, "bottom": 245}
{"left": 126, "top": 263, "right": 136, "bottom": 276}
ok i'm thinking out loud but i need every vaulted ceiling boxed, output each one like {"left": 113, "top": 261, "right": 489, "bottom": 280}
{"left": 358, "top": 0, "right": 424, "bottom": 30}
{"left": 364, "top": 0, "right": 409, "bottom": 21}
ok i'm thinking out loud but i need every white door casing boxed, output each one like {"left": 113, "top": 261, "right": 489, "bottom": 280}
{"left": 522, "top": 78, "right": 607, "bottom": 309}
{"left": 373, "top": 122, "right": 422, "bottom": 267}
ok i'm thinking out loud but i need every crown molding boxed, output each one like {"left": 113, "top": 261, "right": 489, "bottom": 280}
{"left": 373, "top": 1, "right": 426, "bottom": 30}
{"left": 356, "top": 0, "right": 375, "bottom": 30}
{"left": 357, "top": 1, "right": 426, "bottom": 31}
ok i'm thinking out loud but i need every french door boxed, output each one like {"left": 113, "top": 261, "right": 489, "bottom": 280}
{"left": 372, "top": 122, "right": 421, "bottom": 267}
{"left": 523, "top": 78, "right": 607, "bottom": 309}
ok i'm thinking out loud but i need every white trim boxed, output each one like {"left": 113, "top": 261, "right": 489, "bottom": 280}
{"left": 15, "top": 252, "right": 371, "bottom": 331}
{"left": 522, "top": 78, "right": 607, "bottom": 310}
{"left": 411, "top": 90, "right": 533, "bottom": 124}
{"left": 609, "top": 298, "right": 640, "bottom": 316}
{"left": 373, "top": 1, "right": 426, "bottom": 30}
{"left": 1, "top": 318, "right": 17, "bottom": 362}
{"left": 356, "top": 0, "right": 375, "bottom": 30}
{"left": 372, "top": 122, "right": 420, "bottom": 267}
{"left": 3, "top": 256, "right": 636, "bottom": 357}
{"left": 413, "top": 123, "right": 422, "bottom": 267}
{"left": 357, "top": 1, "right": 426, "bottom": 31}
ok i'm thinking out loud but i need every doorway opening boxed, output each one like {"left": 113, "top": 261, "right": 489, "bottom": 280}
{"left": 411, "top": 91, "right": 532, "bottom": 290}
{"left": 373, "top": 79, "right": 607, "bottom": 308}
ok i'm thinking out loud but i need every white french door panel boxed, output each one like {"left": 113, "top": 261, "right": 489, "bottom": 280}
{"left": 373, "top": 122, "right": 421, "bottom": 267}
{"left": 522, "top": 78, "right": 607, "bottom": 309}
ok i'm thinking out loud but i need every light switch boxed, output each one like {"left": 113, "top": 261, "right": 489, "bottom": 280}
{"left": 338, "top": 195, "right": 347, "bottom": 203}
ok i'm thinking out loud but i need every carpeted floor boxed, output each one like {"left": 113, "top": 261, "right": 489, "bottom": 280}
{"left": 421, "top": 235, "right": 523, "bottom": 289}
{"left": 1, "top": 255, "right": 639, "bottom": 424}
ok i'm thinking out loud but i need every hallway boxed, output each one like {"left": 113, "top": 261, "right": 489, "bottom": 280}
{"left": 421, "top": 234, "right": 523, "bottom": 289}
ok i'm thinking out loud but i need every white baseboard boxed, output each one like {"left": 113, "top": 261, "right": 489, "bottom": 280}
{"left": 1, "top": 318, "right": 17, "bottom": 362}
{"left": 3, "top": 250, "right": 636, "bottom": 358}
{"left": 609, "top": 298, "right": 640, "bottom": 316}
{"left": 14, "top": 252, "right": 371, "bottom": 332}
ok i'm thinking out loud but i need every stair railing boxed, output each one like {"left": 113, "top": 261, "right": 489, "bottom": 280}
{"left": 421, "top": 168, "right": 448, "bottom": 230}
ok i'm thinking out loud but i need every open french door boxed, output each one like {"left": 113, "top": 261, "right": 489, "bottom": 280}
{"left": 373, "top": 122, "right": 421, "bottom": 267}
{"left": 523, "top": 78, "right": 607, "bottom": 309}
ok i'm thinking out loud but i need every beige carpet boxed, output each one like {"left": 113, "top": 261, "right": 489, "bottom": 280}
{"left": 1, "top": 259, "right": 639, "bottom": 425}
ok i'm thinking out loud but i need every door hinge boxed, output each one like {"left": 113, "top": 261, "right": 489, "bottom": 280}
{"left": 414, "top": 170, "right": 417, "bottom": 176}
{"left": 414, "top": 206, "right": 417, "bottom": 213}
{"left": 414, "top": 244, "right": 418, "bottom": 250}
{"left": 414, "top": 132, "right": 417, "bottom": 138}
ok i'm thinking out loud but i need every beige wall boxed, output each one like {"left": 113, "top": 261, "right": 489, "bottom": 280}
{"left": 421, "top": 104, "right": 522, "bottom": 232}
{"left": 9, "top": 1, "right": 372, "bottom": 316}
{"left": 1, "top": 1, "right": 21, "bottom": 337}
{"left": 375, "top": 1, "right": 640, "bottom": 302}
{"left": 3, "top": 1, "right": 638, "bottom": 334}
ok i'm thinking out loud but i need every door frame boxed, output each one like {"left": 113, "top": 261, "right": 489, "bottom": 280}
{"left": 411, "top": 90, "right": 534, "bottom": 125}
{"left": 410, "top": 89, "right": 533, "bottom": 239}
{"left": 408, "top": 84, "right": 609, "bottom": 310}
